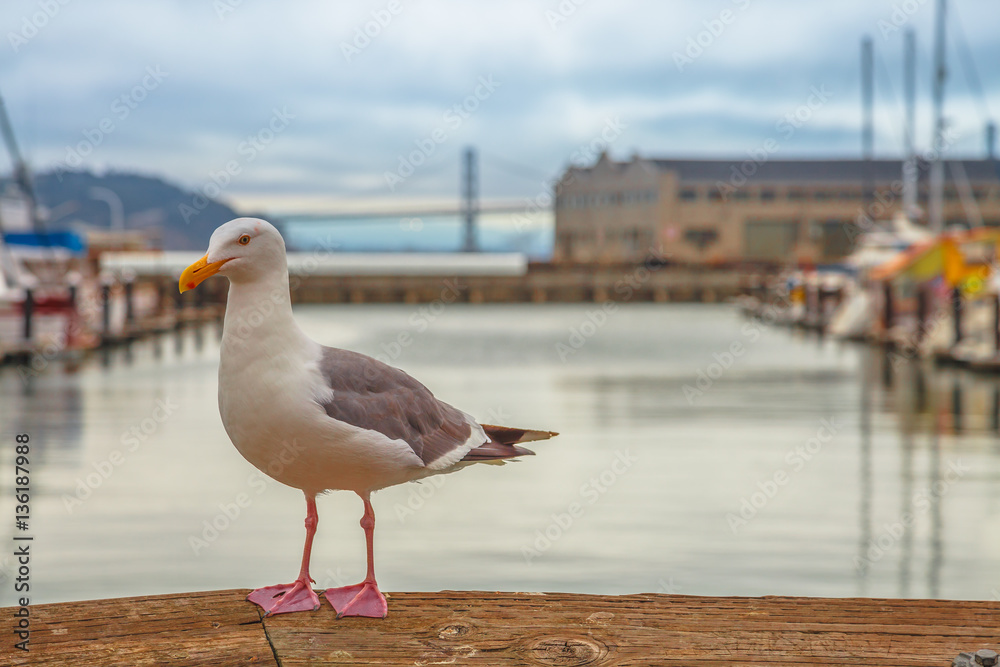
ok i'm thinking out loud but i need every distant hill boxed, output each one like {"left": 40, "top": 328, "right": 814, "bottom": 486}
{"left": 13, "top": 169, "right": 244, "bottom": 250}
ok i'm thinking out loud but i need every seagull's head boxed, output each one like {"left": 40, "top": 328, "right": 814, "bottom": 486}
{"left": 179, "top": 217, "right": 287, "bottom": 293}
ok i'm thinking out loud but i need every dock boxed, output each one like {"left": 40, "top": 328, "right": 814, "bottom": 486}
{"left": 106, "top": 251, "right": 765, "bottom": 305}
{"left": 6, "top": 589, "right": 998, "bottom": 665}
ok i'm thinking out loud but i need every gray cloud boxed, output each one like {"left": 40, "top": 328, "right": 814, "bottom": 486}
{"left": 2, "top": 0, "right": 998, "bottom": 209}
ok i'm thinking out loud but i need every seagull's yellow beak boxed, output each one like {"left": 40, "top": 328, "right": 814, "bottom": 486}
{"left": 179, "top": 255, "right": 230, "bottom": 293}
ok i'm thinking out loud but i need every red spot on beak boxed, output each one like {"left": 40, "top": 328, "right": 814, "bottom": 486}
{"left": 186, "top": 282, "right": 195, "bottom": 290}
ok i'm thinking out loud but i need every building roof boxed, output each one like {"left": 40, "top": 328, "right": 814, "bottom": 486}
{"left": 644, "top": 158, "right": 1000, "bottom": 184}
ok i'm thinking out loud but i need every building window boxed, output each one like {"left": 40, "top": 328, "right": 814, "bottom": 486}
{"left": 623, "top": 228, "right": 643, "bottom": 251}
{"left": 820, "top": 219, "right": 856, "bottom": 259}
{"left": 787, "top": 188, "right": 805, "bottom": 201}
{"left": 744, "top": 220, "right": 798, "bottom": 260}
{"left": 732, "top": 189, "right": 750, "bottom": 201}
{"left": 708, "top": 189, "right": 724, "bottom": 202}
{"left": 683, "top": 228, "right": 719, "bottom": 250}
{"left": 679, "top": 187, "right": 698, "bottom": 201}
{"left": 760, "top": 189, "right": 776, "bottom": 202}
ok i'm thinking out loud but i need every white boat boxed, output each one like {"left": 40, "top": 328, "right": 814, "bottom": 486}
{"left": 827, "top": 213, "right": 933, "bottom": 339}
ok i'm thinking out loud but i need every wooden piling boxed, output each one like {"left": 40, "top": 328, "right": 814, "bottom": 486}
{"left": 101, "top": 282, "right": 112, "bottom": 340}
{"left": 124, "top": 279, "right": 135, "bottom": 328}
{"left": 6, "top": 589, "right": 999, "bottom": 666}
{"left": 952, "top": 286, "right": 963, "bottom": 346}
{"left": 22, "top": 287, "right": 33, "bottom": 341}
{"left": 882, "top": 281, "right": 894, "bottom": 337}
{"left": 916, "top": 284, "right": 929, "bottom": 344}
{"left": 994, "top": 293, "right": 1000, "bottom": 354}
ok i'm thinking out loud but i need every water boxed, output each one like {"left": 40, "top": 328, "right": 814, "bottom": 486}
{"left": 282, "top": 211, "right": 553, "bottom": 258}
{"left": 3, "top": 303, "right": 1000, "bottom": 606}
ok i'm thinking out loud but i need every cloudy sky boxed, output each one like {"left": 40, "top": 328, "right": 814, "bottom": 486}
{"left": 2, "top": 0, "right": 999, "bottom": 213}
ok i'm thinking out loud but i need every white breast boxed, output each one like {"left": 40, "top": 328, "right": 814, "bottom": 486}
{"left": 218, "top": 314, "right": 426, "bottom": 495}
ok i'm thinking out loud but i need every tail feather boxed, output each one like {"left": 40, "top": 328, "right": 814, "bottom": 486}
{"left": 480, "top": 424, "right": 559, "bottom": 445}
{"left": 460, "top": 424, "right": 558, "bottom": 463}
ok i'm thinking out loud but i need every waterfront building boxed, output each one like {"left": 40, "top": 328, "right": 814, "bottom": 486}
{"left": 553, "top": 154, "right": 1000, "bottom": 265}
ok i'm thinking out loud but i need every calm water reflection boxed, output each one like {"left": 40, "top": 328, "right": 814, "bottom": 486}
{"left": 2, "top": 303, "right": 1000, "bottom": 605}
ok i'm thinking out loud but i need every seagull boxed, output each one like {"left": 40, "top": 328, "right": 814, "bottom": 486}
{"left": 179, "top": 218, "right": 556, "bottom": 618}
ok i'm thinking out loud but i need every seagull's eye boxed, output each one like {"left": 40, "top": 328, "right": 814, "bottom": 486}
{"left": 238, "top": 235, "right": 251, "bottom": 246}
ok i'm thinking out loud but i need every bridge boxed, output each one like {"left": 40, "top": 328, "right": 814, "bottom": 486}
{"left": 278, "top": 200, "right": 530, "bottom": 222}
{"left": 276, "top": 146, "right": 557, "bottom": 249}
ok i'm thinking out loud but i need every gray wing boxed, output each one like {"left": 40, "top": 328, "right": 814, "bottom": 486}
{"left": 317, "top": 346, "right": 475, "bottom": 466}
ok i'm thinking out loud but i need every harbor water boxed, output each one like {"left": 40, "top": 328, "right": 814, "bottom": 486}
{"left": 2, "top": 303, "right": 1000, "bottom": 605}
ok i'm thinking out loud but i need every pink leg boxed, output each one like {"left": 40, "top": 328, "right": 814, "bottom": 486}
{"left": 247, "top": 493, "right": 322, "bottom": 616}
{"left": 324, "top": 492, "right": 388, "bottom": 618}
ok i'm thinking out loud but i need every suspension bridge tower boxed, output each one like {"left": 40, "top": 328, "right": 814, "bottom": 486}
{"left": 461, "top": 146, "right": 479, "bottom": 252}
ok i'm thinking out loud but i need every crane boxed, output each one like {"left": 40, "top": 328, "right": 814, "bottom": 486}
{"left": 0, "top": 91, "right": 45, "bottom": 237}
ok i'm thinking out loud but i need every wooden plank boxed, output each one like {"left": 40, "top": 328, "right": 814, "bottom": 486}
{"left": 261, "top": 591, "right": 1000, "bottom": 666}
{"left": 2, "top": 589, "right": 277, "bottom": 667}
{"left": 3, "top": 590, "right": 998, "bottom": 666}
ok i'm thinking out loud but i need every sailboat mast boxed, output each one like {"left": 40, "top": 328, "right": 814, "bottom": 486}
{"left": 861, "top": 37, "right": 874, "bottom": 214}
{"left": 929, "top": 0, "right": 947, "bottom": 233}
{"left": 902, "top": 30, "right": 918, "bottom": 219}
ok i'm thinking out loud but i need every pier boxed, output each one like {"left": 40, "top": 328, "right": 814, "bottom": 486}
{"left": 117, "top": 260, "right": 759, "bottom": 306}
{"left": 6, "top": 590, "right": 998, "bottom": 665}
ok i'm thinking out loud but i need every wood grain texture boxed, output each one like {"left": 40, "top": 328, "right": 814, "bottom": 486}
{"left": 2, "top": 589, "right": 277, "bottom": 667}
{"left": 4, "top": 590, "right": 998, "bottom": 666}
